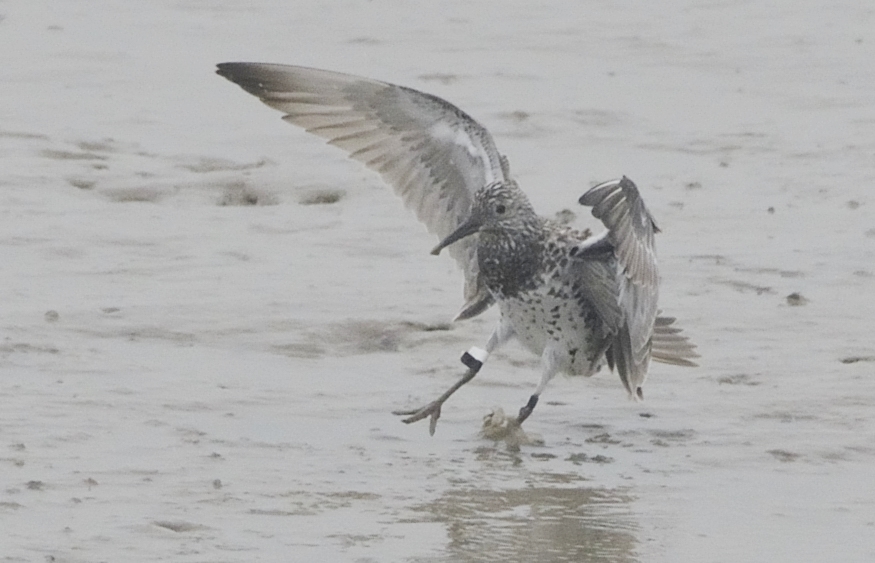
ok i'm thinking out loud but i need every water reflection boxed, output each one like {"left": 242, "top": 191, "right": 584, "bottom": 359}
{"left": 410, "top": 470, "right": 638, "bottom": 563}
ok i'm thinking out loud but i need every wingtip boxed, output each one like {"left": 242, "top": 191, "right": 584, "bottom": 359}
{"left": 452, "top": 292, "right": 494, "bottom": 321}
{"left": 216, "top": 62, "right": 245, "bottom": 82}
{"left": 578, "top": 177, "right": 624, "bottom": 206}
{"left": 216, "top": 61, "right": 259, "bottom": 76}
{"left": 215, "top": 62, "right": 270, "bottom": 85}
{"left": 578, "top": 176, "right": 640, "bottom": 206}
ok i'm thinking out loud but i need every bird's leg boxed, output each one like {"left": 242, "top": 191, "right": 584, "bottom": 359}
{"left": 515, "top": 347, "right": 561, "bottom": 425}
{"left": 517, "top": 394, "right": 539, "bottom": 424}
{"left": 392, "top": 352, "right": 483, "bottom": 435}
{"left": 394, "top": 322, "right": 514, "bottom": 435}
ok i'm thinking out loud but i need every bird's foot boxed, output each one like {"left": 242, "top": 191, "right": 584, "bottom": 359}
{"left": 392, "top": 401, "right": 444, "bottom": 436}
{"left": 393, "top": 362, "right": 480, "bottom": 436}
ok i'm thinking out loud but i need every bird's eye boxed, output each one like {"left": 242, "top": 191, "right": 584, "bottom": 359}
{"left": 495, "top": 204, "right": 506, "bottom": 215}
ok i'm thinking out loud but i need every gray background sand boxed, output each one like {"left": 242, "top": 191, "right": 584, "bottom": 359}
{"left": 2, "top": 1, "right": 874, "bottom": 561}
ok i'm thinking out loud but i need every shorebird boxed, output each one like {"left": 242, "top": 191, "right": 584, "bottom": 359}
{"left": 217, "top": 63, "right": 698, "bottom": 435}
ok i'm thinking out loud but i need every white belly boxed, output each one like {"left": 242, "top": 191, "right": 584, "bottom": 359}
{"left": 499, "top": 287, "right": 605, "bottom": 376}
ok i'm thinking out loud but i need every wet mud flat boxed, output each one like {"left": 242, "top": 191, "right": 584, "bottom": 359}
{"left": 2, "top": 0, "right": 875, "bottom": 561}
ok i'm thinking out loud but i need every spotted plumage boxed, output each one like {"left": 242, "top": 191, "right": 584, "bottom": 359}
{"left": 217, "top": 62, "right": 698, "bottom": 435}
{"left": 461, "top": 182, "right": 608, "bottom": 376}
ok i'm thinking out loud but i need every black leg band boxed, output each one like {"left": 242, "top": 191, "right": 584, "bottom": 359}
{"left": 461, "top": 351, "right": 483, "bottom": 372}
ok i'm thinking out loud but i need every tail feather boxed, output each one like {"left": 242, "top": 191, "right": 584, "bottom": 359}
{"left": 651, "top": 316, "right": 699, "bottom": 367}
{"left": 605, "top": 315, "right": 697, "bottom": 399}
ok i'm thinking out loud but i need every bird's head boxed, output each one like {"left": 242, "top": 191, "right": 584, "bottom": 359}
{"left": 431, "top": 181, "right": 538, "bottom": 255}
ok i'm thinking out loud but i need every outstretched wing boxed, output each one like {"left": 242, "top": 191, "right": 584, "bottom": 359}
{"left": 577, "top": 177, "right": 661, "bottom": 398}
{"left": 217, "top": 63, "right": 509, "bottom": 320}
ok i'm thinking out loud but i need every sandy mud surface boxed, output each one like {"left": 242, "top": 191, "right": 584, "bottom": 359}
{"left": 2, "top": 1, "right": 874, "bottom": 561}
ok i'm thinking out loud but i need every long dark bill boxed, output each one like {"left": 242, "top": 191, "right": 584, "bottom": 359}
{"left": 430, "top": 216, "right": 482, "bottom": 255}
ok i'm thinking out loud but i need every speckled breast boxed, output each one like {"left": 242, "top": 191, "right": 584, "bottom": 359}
{"left": 498, "top": 273, "right": 605, "bottom": 376}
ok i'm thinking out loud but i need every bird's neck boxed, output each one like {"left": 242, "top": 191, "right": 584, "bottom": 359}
{"left": 478, "top": 218, "right": 546, "bottom": 299}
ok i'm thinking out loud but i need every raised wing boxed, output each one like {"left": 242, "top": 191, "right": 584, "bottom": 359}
{"left": 579, "top": 176, "right": 659, "bottom": 288}
{"left": 577, "top": 177, "right": 661, "bottom": 398}
{"left": 217, "top": 62, "right": 509, "bottom": 320}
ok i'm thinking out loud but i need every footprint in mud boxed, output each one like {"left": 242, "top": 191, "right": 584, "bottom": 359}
{"left": 67, "top": 177, "right": 97, "bottom": 190}
{"left": 840, "top": 355, "right": 875, "bottom": 364}
{"left": 585, "top": 432, "right": 622, "bottom": 445}
{"left": 153, "top": 520, "right": 208, "bottom": 533}
{"left": 0, "top": 342, "right": 60, "bottom": 355}
{"left": 567, "top": 452, "right": 614, "bottom": 464}
{"left": 298, "top": 188, "right": 345, "bottom": 205}
{"left": 41, "top": 148, "right": 108, "bottom": 162}
{"left": 77, "top": 139, "right": 120, "bottom": 153}
{"left": 493, "top": 109, "right": 549, "bottom": 139}
{"left": 572, "top": 108, "right": 624, "bottom": 128}
{"left": 177, "top": 156, "right": 270, "bottom": 173}
{"left": 648, "top": 428, "right": 696, "bottom": 448}
{"left": 273, "top": 319, "right": 455, "bottom": 359}
{"left": 101, "top": 186, "right": 171, "bottom": 203}
{"left": 0, "top": 129, "right": 49, "bottom": 140}
{"left": 347, "top": 36, "right": 381, "bottom": 46}
{"left": 40, "top": 138, "right": 122, "bottom": 163}
{"left": 712, "top": 278, "right": 774, "bottom": 295}
{"left": 787, "top": 291, "right": 808, "bottom": 307}
{"left": 717, "top": 373, "right": 761, "bottom": 385}
{"left": 218, "top": 181, "right": 278, "bottom": 206}
{"left": 767, "top": 449, "right": 802, "bottom": 462}
{"left": 417, "top": 72, "right": 462, "bottom": 85}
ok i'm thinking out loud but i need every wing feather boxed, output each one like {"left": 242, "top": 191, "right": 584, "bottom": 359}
{"left": 577, "top": 177, "right": 661, "bottom": 397}
{"left": 651, "top": 316, "right": 699, "bottom": 367}
{"left": 217, "top": 62, "right": 509, "bottom": 319}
